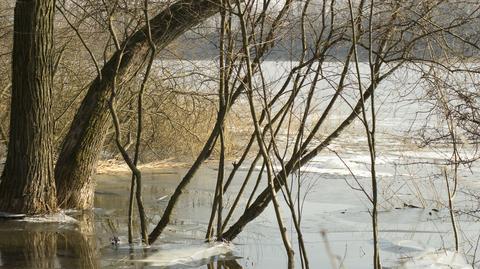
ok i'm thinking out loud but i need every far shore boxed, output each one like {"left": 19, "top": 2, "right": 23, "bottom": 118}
{"left": 95, "top": 159, "right": 191, "bottom": 175}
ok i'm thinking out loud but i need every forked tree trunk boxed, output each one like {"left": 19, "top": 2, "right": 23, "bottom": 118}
{"left": 0, "top": 0, "right": 56, "bottom": 214}
{"left": 55, "top": 0, "right": 222, "bottom": 209}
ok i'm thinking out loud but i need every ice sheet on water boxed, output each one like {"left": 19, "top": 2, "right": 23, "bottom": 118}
{"left": 298, "top": 155, "right": 394, "bottom": 178}
{"left": 136, "top": 242, "right": 235, "bottom": 267}
{"left": 380, "top": 239, "right": 429, "bottom": 254}
{"left": 0, "top": 211, "right": 25, "bottom": 219}
{"left": 17, "top": 212, "right": 78, "bottom": 224}
{"left": 251, "top": 154, "right": 395, "bottom": 178}
{"left": 381, "top": 240, "right": 473, "bottom": 269}
{"left": 392, "top": 250, "right": 472, "bottom": 269}
{"left": 297, "top": 166, "right": 393, "bottom": 178}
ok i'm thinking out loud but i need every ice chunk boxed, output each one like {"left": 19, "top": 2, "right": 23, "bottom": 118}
{"left": 0, "top": 211, "right": 26, "bottom": 220}
{"left": 17, "top": 212, "right": 78, "bottom": 224}
{"left": 380, "top": 239, "right": 428, "bottom": 254}
{"left": 393, "top": 250, "right": 472, "bottom": 269}
{"left": 136, "top": 242, "right": 234, "bottom": 267}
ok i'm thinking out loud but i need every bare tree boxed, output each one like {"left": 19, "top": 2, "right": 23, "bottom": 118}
{"left": 55, "top": 0, "right": 225, "bottom": 210}
{"left": 0, "top": 0, "right": 57, "bottom": 214}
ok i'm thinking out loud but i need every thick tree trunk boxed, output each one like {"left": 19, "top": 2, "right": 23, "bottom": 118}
{"left": 0, "top": 0, "right": 56, "bottom": 214}
{"left": 55, "top": 0, "right": 222, "bottom": 209}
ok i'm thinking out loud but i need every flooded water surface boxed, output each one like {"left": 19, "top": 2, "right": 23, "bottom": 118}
{"left": 1, "top": 61, "right": 479, "bottom": 268}
{"left": 0, "top": 150, "right": 479, "bottom": 269}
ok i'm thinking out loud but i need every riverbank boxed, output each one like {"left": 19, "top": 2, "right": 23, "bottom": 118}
{"left": 95, "top": 158, "right": 191, "bottom": 175}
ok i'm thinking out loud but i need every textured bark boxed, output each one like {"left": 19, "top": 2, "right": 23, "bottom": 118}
{"left": 0, "top": 0, "right": 56, "bottom": 214}
{"left": 55, "top": 0, "right": 222, "bottom": 209}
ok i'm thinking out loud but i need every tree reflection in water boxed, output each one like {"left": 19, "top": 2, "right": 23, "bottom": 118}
{"left": 0, "top": 228, "right": 56, "bottom": 268}
{"left": 0, "top": 212, "right": 99, "bottom": 269}
{"left": 57, "top": 212, "right": 99, "bottom": 269}
{"left": 0, "top": 212, "right": 243, "bottom": 268}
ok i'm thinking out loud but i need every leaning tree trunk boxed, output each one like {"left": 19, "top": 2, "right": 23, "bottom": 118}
{"left": 55, "top": 0, "right": 222, "bottom": 210}
{"left": 0, "top": 0, "right": 56, "bottom": 214}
